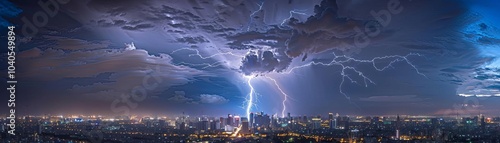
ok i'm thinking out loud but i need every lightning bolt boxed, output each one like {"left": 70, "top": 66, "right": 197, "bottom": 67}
{"left": 244, "top": 76, "right": 256, "bottom": 118}
{"left": 245, "top": 1, "right": 265, "bottom": 31}
{"left": 280, "top": 9, "right": 308, "bottom": 27}
{"left": 278, "top": 52, "right": 426, "bottom": 101}
{"left": 177, "top": 61, "right": 227, "bottom": 69}
{"left": 264, "top": 76, "right": 289, "bottom": 118}
{"left": 171, "top": 47, "right": 244, "bottom": 59}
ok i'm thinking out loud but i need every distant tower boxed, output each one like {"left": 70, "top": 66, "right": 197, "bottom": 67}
{"left": 249, "top": 113, "right": 254, "bottom": 128}
{"left": 241, "top": 117, "right": 250, "bottom": 134}
{"left": 227, "top": 114, "right": 233, "bottom": 127}
{"left": 481, "top": 115, "right": 486, "bottom": 132}
{"left": 396, "top": 114, "right": 400, "bottom": 140}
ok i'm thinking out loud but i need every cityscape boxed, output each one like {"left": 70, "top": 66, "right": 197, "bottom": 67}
{"left": 2, "top": 112, "right": 500, "bottom": 142}
{"left": 2, "top": 0, "right": 500, "bottom": 142}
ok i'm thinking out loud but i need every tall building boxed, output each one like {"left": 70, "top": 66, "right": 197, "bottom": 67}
{"left": 328, "top": 113, "right": 336, "bottom": 129}
{"left": 312, "top": 118, "right": 322, "bottom": 129}
{"left": 199, "top": 120, "right": 209, "bottom": 131}
{"left": 344, "top": 117, "right": 350, "bottom": 131}
{"left": 227, "top": 114, "right": 233, "bottom": 127}
{"left": 234, "top": 116, "right": 240, "bottom": 127}
{"left": 481, "top": 115, "right": 486, "bottom": 132}
{"left": 249, "top": 113, "right": 254, "bottom": 128}
{"left": 215, "top": 119, "right": 221, "bottom": 130}
{"left": 255, "top": 113, "right": 271, "bottom": 128}
{"left": 209, "top": 120, "right": 217, "bottom": 130}
{"left": 329, "top": 119, "right": 337, "bottom": 129}
{"left": 396, "top": 114, "right": 400, "bottom": 140}
{"left": 220, "top": 117, "right": 226, "bottom": 129}
{"left": 241, "top": 117, "right": 249, "bottom": 134}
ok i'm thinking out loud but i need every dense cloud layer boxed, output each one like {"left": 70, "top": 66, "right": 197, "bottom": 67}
{"left": 5, "top": 0, "right": 500, "bottom": 115}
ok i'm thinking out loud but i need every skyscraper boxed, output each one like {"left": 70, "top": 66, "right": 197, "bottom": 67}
{"left": 396, "top": 114, "right": 400, "bottom": 140}
{"left": 312, "top": 117, "right": 322, "bottom": 129}
{"left": 249, "top": 112, "right": 254, "bottom": 128}
{"left": 241, "top": 117, "right": 249, "bottom": 134}
{"left": 220, "top": 117, "right": 226, "bottom": 129}
{"left": 481, "top": 115, "right": 486, "bottom": 132}
{"left": 234, "top": 116, "right": 240, "bottom": 127}
{"left": 329, "top": 118, "right": 337, "bottom": 129}
{"left": 227, "top": 114, "right": 233, "bottom": 127}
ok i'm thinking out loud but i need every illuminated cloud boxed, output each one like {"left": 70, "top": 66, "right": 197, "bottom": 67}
{"left": 18, "top": 38, "right": 207, "bottom": 99}
{"left": 199, "top": 94, "right": 229, "bottom": 104}
{"left": 360, "top": 95, "right": 425, "bottom": 102}
{"left": 240, "top": 51, "right": 286, "bottom": 75}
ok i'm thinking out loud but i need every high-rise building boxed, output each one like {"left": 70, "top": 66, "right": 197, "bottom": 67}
{"left": 227, "top": 114, "right": 233, "bottom": 127}
{"left": 396, "top": 114, "right": 400, "bottom": 140}
{"left": 329, "top": 119, "right": 337, "bottom": 129}
{"left": 344, "top": 117, "right": 350, "bottom": 131}
{"left": 249, "top": 113, "right": 254, "bottom": 128}
{"left": 241, "top": 117, "right": 249, "bottom": 134}
{"left": 481, "top": 115, "right": 486, "bottom": 132}
{"left": 312, "top": 117, "right": 322, "bottom": 129}
{"left": 215, "top": 120, "right": 221, "bottom": 130}
{"left": 199, "top": 120, "right": 209, "bottom": 131}
{"left": 255, "top": 113, "right": 271, "bottom": 128}
{"left": 234, "top": 116, "right": 240, "bottom": 127}
{"left": 329, "top": 113, "right": 334, "bottom": 121}
{"left": 209, "top": 120, "right": 217, "bottom": 130}
{"left": 220, "top": 117, "right": 226, "bottom": 129}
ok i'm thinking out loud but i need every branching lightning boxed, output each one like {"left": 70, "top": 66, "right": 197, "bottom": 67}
{"left": 171, "top": 46, "right": 426, "bottom": 117}
{"left": 171, "top": 47, "right": 244, "bottom": 59}
{"left": 169, "top": 2, "right": 426, "bottom": 118}
{"left": 244, "top": 76, "right": 255, "bottom": 118}
{"left": 280, "top": 9, "right": 308, "bottom": 27}
{"left": 245, "top": 1, "right": 265, "bottom": 31}
{"left": 279, "top": 52, "right": 426, "bottom": 100}
{"left": 264, "top": 76, "right": 289, "bottom": 118}
{"left": 177, "top": 61, "right": 226, "bottom": 69}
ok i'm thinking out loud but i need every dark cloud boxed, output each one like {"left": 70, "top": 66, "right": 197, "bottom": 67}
{"left": 122, "top": 23, "right": 155, "bottom": 31}
{"left": 199, "top": 94, "right": 229, "bottom": 104}
{"left": 17, "top": 40, "right": 207, "bottom": 100}
{"left": 7, "top": 0, "right": 500, "bottom": 115}
{"left": 0, "top": 0, "right": 22, "bottom": 27}
{"left": 283, "top": 0, "right": 368, "bottom": 57}
{"left": 176, "top": 36, "right": 209, "bottom": 44}
{"left": 240, "top": 51, "right": 286, "bottom": 75}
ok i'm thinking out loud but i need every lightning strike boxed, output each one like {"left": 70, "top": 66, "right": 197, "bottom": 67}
{"left": 279, "top": 52, "right": 426, "bottom": 101}
{"left": 245, "top": 76, "right": 256, "bottom": 118}
{"left": 280, "top": 9, "right": 308, "bottom": 27}
{"left": 264, "top": 76, "right": 289, "bottom": 118}
{"left": 246, "top": 1, "right": 265, "bottom": 31}
{"left": 177, "top": 61, "right": 226, "bottom": 69}
{"left": 171, "top": 47, "right": 244, "bottom": 59}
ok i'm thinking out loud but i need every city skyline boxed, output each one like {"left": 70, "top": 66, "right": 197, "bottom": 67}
{"left": 1, "top": 0, "right": 500, "bottom": 120}
{"left": 2, "top": 111, "right": 499, "bottom": 142}
{"left": 2, "top": 0, "right": 500, "bottom": 142}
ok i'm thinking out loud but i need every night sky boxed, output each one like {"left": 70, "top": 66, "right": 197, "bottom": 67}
{"left": 1, "top": 0, "right": 499, "bottom": 117}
